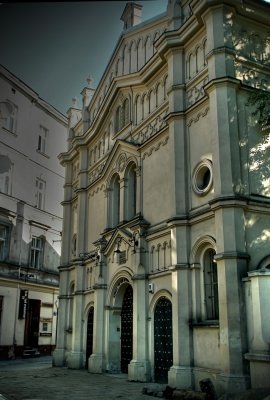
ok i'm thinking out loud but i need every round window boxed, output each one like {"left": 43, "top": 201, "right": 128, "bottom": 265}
{"left": 192, "top": 160, "right": 213, "bottom": 196}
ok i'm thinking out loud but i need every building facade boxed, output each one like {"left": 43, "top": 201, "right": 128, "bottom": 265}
{"left": 53, "top": 0, "right": 270, "bottom": 395}
{"left": 0, "top": 65, "right": 67, "bottom": 357}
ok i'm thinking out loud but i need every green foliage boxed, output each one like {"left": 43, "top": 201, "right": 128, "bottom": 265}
{"left": 247, "top": 89, "right": 270, "bottom": 129}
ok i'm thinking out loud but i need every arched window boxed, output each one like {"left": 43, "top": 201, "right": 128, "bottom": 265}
{"left": 109, "top": 174, "right": 120, "bottom": 228}
{"left": 68, "top": 282, "right": 75, "bottom": 332}
{"left": 123, "top": 98, "right": 129, "bottom": 126}
{"left": 124, "top": 163, "right": 137, "bottom": 221}
{"left": 115, "top": 106, "right": 122, "bottom": 133}
{"left": 203, "top": 249, "right": 219, "bottom": 320}
{"left": 135, "top": 95, "right": 142, "bottom": 124}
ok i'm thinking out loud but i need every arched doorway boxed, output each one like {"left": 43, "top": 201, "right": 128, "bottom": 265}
{"left": 120, "top": 285, "right": 133, "bottom": 373}
{"left": 154, "top": 296, "right": 173, "bottom": 383}
{"left": 85, "top": 307, "right": 94, "bottom": 369}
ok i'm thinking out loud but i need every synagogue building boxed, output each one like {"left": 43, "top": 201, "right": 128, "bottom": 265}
{"left": 53, "top": 0, "right": 270, "bottom": 395}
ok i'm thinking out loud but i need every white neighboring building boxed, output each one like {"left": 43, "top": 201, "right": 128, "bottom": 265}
{"left": 54, "top": 0, "right": 270, "bottom": 396}
{"left": 0, "top": 65, "right": 67, "bottom": 358}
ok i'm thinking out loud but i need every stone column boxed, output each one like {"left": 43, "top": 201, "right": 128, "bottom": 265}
{"left": 53, "top": 163, "right": 72, "bottom": 367}
{"left": 135, "top": 166, "right": 141, "bottom": 215}
{"left": 128, "top": 237, "right": 150, "bottom": 382}
{"left": 211, "top": 201, "right": 250, "bottom": 392}
{"left": 168, "top": 225, "right": 192, "bottom": 389}
{"left": 52, "top": 266, "right": 69, "bottom": 367}
{"left": 67, "top": 259, "right": 85, "bottom": 369}
{"left": 88, "top": 283, "right": 106, "bottom": 373}
{"left": 67, "top": 148, "right": 88, "bottom": 368}
{"left": 164, "top": 47, "right": 187, "bottom": 217}
{"left": 119, "top": 177, "right": 126, "bottom": 224}
{"left": 89, "top": 244, "right": 107, "bottom": 373}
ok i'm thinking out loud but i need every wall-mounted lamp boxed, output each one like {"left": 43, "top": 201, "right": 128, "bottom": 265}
{"left": 114, "top": 234, "right": 138, "bottom": 254}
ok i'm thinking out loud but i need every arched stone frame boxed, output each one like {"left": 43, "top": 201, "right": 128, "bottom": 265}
{"left": 115, "top": 105, "right": 122, "bottom": 133}
{"left": 203, "top": 39, "right": 207, "bottom": 66}
{"left": 150, "top": 245, "right": 155, "bottom": 273}
{"left": 68, "top": 280, "right": 75, "bottom": 332}
{"left": 106, "top": 269, "right": 133, "bottom": 373}
{"left": 249, "top": 33, "right": 263, "bottom": 62}
{"left": 124, "top": 160, "right": 137, "bottom": 221}
{"left": 148, "top": 289, "right": 173, "bottom": 381}
{"left": 82, "top": 300, "right": 95, "bottom": 366}
{"left": 115, "top": 58, "right": 120, "bottom": 77}
{"left": 135, "top": 94, "right": 142, "bottom": 125}
{"left": 195, "top": 45, "right": 200, "bottom": 73}
{"left": 129, "top": 40, "right": 137, "bottom": 73}
{"left": 190, "top": 235, "right": 217, "bottom": 322}
{"left": 123, "top": 44, "right": 129, "bottom": 75}
{"left": 187, "top": 52, "right": 192, "bottom": 79}
{"left": 71, "top": 233, "right": 77, "bottom": 257}
{"left": 149, "top": 89, "right": 156, "bottom": 113}
{"left": 153, "top": 30, "right": 160, "bottom": 54}
{"left": 156, "top": 82, "right": 163, "bottom": 107}
{"left": 123, "top": 97, "right": 130, "bottom": 127}
{"left": 137, "top": 37, "right": 144, "bottom": 70}
{"left": 145, "top": 35, "right": 152, "bottom": 63}
{"left": 163, "top": 75, "right": 168, "bottom": 100}
{"left": 143, "top": 93, "right": 149, "bottom": 119}
{"left": 257, "top": 255, "right": 270, "bottom": 270}
{"left": 107, "top": 173, "right": 120, "bottom": 229}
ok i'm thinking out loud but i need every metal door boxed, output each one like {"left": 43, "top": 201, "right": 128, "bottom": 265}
{"left": 154, "top": 296, "right": 173, "bottom": 383}
{"left": 121, "top": 285, "right": 133, "bottom": 373}
{"left": 85, "top": 307, "right": 94, "bottom": 369}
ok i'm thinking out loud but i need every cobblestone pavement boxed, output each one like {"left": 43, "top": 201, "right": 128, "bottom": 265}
{"left": 0, "top": 357, "right": 151, "bottom": 400}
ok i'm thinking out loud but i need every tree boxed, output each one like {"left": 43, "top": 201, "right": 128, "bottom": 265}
{"left": 248, "top": 89, "right": 270, "bottom": 130}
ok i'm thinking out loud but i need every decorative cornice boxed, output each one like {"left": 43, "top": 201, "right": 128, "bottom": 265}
{"left": 214, "top": 252, "right": 250, "bottom": 261}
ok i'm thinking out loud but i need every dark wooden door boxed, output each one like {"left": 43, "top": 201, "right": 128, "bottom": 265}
{"left": 121, "top": 285, "right": 133, "bottom": 373}
{"left": 85, "top": 307, "right": 94, "bottom": 369}
{"left": 154, "top": 297, "right": 173, "bottom": 383}
{"left": 24, "top": 299, "right": 41, "bottom": 347}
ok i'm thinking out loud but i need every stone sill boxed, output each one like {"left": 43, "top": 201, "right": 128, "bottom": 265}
{"left": 190, "top": 321, "right": 219, "bottom": 328}
{"left": 245, "top": 352, "right": 270, "bottom": 362}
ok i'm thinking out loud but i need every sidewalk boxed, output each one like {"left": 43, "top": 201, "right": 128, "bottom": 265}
{"left": 0, "top": 357, "right": 150, "bottom": 400}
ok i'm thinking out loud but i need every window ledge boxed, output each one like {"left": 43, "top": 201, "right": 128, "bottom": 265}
{"left": 36, "top": 149, "right": 50, "bottom": 159}
{"left": 190, "top": 320, "right": 219, "bottom": 328}
{"left": 2, "top": 126, "right": 17, "bottom": 136}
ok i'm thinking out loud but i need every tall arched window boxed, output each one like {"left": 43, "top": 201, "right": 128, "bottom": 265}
{"left": 124, "top": 163, "right": 137, "bottom": 221}
{"left": 203, "top": 249, "right": 219, "bottom": 320}
{"left": 109, "top": 174, "right": 120, "bottom": 228}
{"left": 115, "top": 106, "right": 122, "bottom": 133}
{"left": 123, "top": 98, "right": 129, "bottom": 127}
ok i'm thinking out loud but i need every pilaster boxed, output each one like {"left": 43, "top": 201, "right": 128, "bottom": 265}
{"left": 212, "top": 201, "right": 250, "bottom": 392}
{"left": 119, "top": 177, "right": 126, "bottom": 224}
{"left": 129, "top": 273, "right": 150, "bottom": 382}
{"left": 67, "top": 261, "right": 85, "bottom": 369}
{"left": 168, "top": 263, "right": 192, "bottom": 389}
{"left": 164, "top": 47, "right": 188, "bottom": 217}
{"left": 88, "top": 283, "right": 106, "bottom": 373}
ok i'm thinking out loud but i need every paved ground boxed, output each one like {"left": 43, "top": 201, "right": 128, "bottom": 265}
{"left": 0, "top": 356, "right": 151, "bottom": 400}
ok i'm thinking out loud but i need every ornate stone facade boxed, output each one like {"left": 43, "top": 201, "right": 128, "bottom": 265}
{"left": 54, "top": 0, "right": 270, "bottom": 395}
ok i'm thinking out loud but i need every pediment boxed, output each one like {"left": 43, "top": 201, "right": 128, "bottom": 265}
{"left": 99, "top": 139, "right": 139, "bottom": 182}
{"left": 103, "top": 227, "right": 133, "bottom": 257}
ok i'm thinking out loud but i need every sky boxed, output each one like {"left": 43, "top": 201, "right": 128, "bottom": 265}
{"left": 0, "top": 1, "right": 167, "bottom": 115}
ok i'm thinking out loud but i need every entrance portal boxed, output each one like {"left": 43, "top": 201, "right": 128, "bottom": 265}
{"left": 85, "top": 307, "right": 94, "bottom": 369}
{"left": 120, "top": 285, "right": 133, "bottom": 373}
{"left": 154, "top": 296, "right": 173, "bottom": 383}
{"left": 24, "top": 299, "right": 41, "bottom": 348}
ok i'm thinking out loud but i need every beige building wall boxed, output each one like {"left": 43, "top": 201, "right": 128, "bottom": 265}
{"left": 54, "top": 0, "right": 270, "bottom": 396}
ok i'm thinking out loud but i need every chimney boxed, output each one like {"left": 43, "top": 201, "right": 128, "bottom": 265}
{"left": 121, "top": 2, "right": 142, "bottom": 30}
